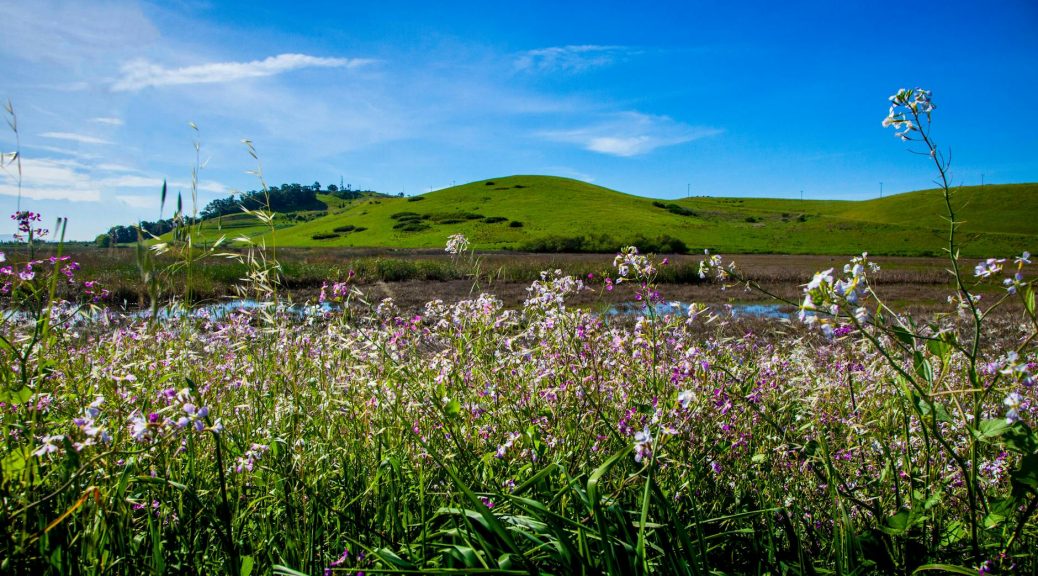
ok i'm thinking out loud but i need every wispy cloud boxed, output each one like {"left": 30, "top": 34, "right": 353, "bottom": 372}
{"left": 40, "top": 132, "right": 112, "bottom": 145}
{"left": 91, "top": 117, "right": 124, "bottom": 126}
{"left": 0, "top": 158, "right": 101, "bottom": 202}
{"left": 114, "top": 194, "right": 157, "bottom": 209}
{"left": 101, "top": 174, "right": 226, "bottom": 195}
{"left": 515, "top": 45, "right": 633, "bottom": 73}
{"left": 539, "top": 112, "right": 722, "bottom": 157}
{"left": 112, "top": 53, "right": 374, "bottom": 92}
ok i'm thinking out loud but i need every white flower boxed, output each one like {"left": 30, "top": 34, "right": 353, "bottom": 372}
{"left": 678, "top": 390, "right": 694, "bottom": 409}
{"left": 633, "top": 426, "right": 653, "bottom": 463}
{"left": 806, "top": 269, "right": 834, "bottom": 291}
{"left": 33, "top": 435, "right": 64, "bottom": 458}
{"left": 445, "top": 234, "right": 470, "bottom": 255}
{"left": 1004, "top": 392, "right": 1025, "bottom": 423}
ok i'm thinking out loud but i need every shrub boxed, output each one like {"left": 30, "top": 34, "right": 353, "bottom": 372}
{"left": 393, "top": 221, "right": 430, "bottom": 232}
{"left": 427, "top": 212, "right": 483, "bottom": 223}
{"left": 482, "top": 216, "right": 508, "bottom": 224}
{"left": 509, "top": 220, "right": 523, "bottom": 228}
{"left": 375, "top": 258, "right": 418, "bottom": 281}
{"left": 406, "top": 196, "right": 425, "bottom": 202}
{"left": 311, "top": 232, "right": 341, "bottom": 240}
{"left": 390, "top": 211, "right": 423, "bottom": 220}
{"left": 332, "top": 225, "right": 356, "bottom": 233}
{"left": 653, "top": 201, "right": 696, "bottom": 217}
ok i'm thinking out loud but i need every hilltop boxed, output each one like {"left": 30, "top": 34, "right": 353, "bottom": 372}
{"left": 152, "top": 176, "right": 1037, "bottom": 257}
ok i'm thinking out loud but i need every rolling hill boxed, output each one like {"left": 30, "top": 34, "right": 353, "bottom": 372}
{"left": 165, "top": 176, "right": 1038, "bottom": 257}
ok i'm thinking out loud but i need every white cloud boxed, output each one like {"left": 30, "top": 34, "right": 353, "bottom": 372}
{"left": 0, "top": 158, "right": 101, "bottom": 202}
{"left": 0, "top": 1, "right": 158, "bottom": 66}
{"left": 40, "top": 132, "right": 111, "bottom": 145}
{"left": 91, "top": 117, "right": 124, "bottom": 126}
{"left": 112, "top": 53, "right": 374, "bottom": 92}
{"left": 115, "top": 194, "right": 157, "bottom": 209}
{"left": 515, "top": 45, "right": 632, "bottom": 73}
{"left": 96, "top": 162, "right": 141, "bottom": 173}
{"left": 539, "top": 112, "right": 722, "bottom": 157}
{"left": 94, "top": 175, "right": 226, "bottom": 197}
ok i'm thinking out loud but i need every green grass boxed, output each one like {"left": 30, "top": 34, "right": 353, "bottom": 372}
{"left": 164, "top": 176, "right": 1037, "bottom": 257}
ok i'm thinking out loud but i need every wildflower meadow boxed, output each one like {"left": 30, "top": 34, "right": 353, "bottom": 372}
{"left": 1, "top": 91, "right": 1035, "bottom": 575}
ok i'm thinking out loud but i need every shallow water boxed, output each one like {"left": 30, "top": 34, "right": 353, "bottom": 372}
{"left": 605, "top": 301, "right": 792, "bottom": 319}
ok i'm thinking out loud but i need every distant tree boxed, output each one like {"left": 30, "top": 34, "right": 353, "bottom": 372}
{"left": 327, "top": 184, "right": 338, "bottom": 193}
{"left": 312, "top": 181, "right": 321, "bottom": 192}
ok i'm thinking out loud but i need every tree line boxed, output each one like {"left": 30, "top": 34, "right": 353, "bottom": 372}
{"left": 97, "top": 182, "right": 382, "bottom": 245}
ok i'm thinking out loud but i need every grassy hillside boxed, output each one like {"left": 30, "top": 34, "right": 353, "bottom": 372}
{"left": 173, "top": 176, "right": 1037, "bottom": 257}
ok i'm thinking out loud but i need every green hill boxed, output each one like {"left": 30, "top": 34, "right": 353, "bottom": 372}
{"left": 174, "top": 176, "right": 1038, "bottom": 257}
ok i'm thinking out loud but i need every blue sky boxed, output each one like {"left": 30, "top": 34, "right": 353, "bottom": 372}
{"left": 1, "top": 0, "right": 1036, "bottom": 240}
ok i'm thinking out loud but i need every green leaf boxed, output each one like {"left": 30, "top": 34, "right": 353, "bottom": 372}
{"left": 891, "top": 325, "right": 915, "bottom": 348}
{"left": 0, "top": 385, "right": 32, "bottom": 405}
{"left": 1002, "top": 421, "right": 1038, "bottom": 454}
{"left": 1010, "top": 453, "right": 1038, "bottom": 491}
{"left": 240, "top": 556, "right": 254, "bottom": 576}
{"left": 913, "top": 563, "right": 979, "bottom": 575}
{"left": 445, "top": 398, "right": 461, "bottom": 418}
{"left": 915, "top": 397, "right": 952, "bottom": 423}
{"left": 925, "top": 331, "right": 954, "bottom": 362}
{"left": 882, "top": 509, "right": 912, "bottom": 535}
{"left": 938, "top": 520, "right": 967, "bottom": 547}
{"left": 1025, "top": 285, "right": 1035, "bottom": 315}
{"left": 913, "top": 352, "right": 934, "bottom": 384}
{"left": 977, "top": 418, "right": 1011, "bottom": 440}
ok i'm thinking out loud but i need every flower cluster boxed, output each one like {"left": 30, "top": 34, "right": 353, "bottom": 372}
{"left": 444, "top": 233, "right": 470, "bottom": 255}
{"left": 799, "top": 253, "right": 878, "bottom": 336}
{"left": 129, "top": 388, "right": 219, "bottom": 443}
{"left": 613, "top": 246, "right": 656, "bottom": 282}
{"left": 882, "top": 88, "right": 934, "bottom": 141}
{"left": 235, "top": 443, "right": 270, "bottom": 473}
{"left": 11, "top": 210, "right": 48, "bottom": 242}
{"left": 697, "top": 250, "right": 737, "bottom": 286}
{"left": 319, "top": 270, "right": 356, "bottom": 303}
{"left": 72, "top": 396, "right": 111, "bottom": 450}
{"left": 974, "top": 252, "right": 1032, "bottom": 295}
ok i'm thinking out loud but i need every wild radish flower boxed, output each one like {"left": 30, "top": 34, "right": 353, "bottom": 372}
{"left": 883, "top": 88, "right": 934, "bottom": 140}
{"left": 235, "top": 443, "right": 270, "bottom": 473}
{"left": 678, "top": 390, "right": 694, "bottom": 409}
{"left": 974, "top": 258, "right": 1005, "bottom": 278}
{"left": 496, "top": 432, "right": 520, "bottom": 458}
{"left": 633, "top": 426, "right": 653, "bottom": 463}
{"left": 614, "top": 246, "right": 656, "bottom": 281}
{"left": 445, "top": 233, "right": 470, "bottom": 255}
{"left": 33, "top": 435, "right": 64, "bottom": 458}
{"left": 1004, "top": 392, "right": 1025, "bottom": 423}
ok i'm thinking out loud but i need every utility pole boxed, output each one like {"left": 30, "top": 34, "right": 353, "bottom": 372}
{"left": 687, "top": 183, "right": 690, "bottom": 199}
{"left": 800, "top": 189, "right": 803, "bottom": 202}
{"left": 880, "top": 182, "right": 883, "bottom": 198}
{"left": 981, "top": 173, "right": 985, "bottom": 189}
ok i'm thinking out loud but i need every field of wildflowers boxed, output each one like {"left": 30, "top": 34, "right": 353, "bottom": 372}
{"left": 1, "top": 91, "right": 1036, "bottom": 575}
